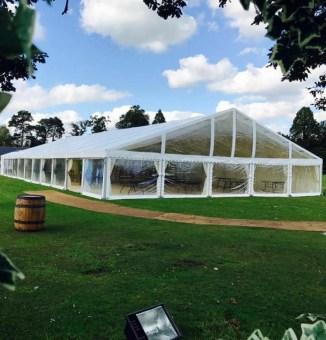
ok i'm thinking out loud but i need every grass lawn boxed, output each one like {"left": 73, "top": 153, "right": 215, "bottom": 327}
{"left": 0, "top": 176, "right": 325, "bottom": 339}
{"left": 115, "top": 177, "right": 326, "bottom": 222}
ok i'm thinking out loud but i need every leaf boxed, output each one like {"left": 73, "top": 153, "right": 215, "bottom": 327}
{"left": 13, "top": 0, "right": 36, "bottom": 61}
{"left": 0, "top": 92, "right": 12, "bottom": 113}
{"left": 239, "top": 0, "right": 251, "bottom": 10}
{"left": 0, "top": 0, "right": 35, "bottom": 60}
{"left": 0, "top": 252, "right": 25, "bottom": 291}
{"left": 254, "top": 0, "right": 266, "bottom": 12}
{"left": 296, "top": 313, "right": 326, "bottom": 322}
{"left": 281, "top": 328, "right": 298, "bottom": 340}
{"left": 0, "top": 8, "right": 22, "bottom": 57}
{"left": 247, "top": 329, "right": 270, "bottom": 340}
{"left": 266, "top": 15, "right": 284, "bottom": 40}
{"left": 301, "top": 321, "right": 326, "bottom": 339}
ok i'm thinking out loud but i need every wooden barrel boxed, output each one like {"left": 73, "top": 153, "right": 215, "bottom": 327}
{"left": 14, "top": 194, "right": 46, "bottom": 231}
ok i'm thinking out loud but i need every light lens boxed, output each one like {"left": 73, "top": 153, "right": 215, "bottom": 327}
{"left": 136, "top": 306, "right": 178, "bottom": 340}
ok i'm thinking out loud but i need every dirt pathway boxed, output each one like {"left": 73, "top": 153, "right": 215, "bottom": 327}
{"left": 27, "top": 190, "right": 326, "bottom": 232}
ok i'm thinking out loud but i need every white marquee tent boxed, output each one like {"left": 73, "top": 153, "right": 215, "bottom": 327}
{"left": 1, "top": 109, "right": 322, "bottom": 199}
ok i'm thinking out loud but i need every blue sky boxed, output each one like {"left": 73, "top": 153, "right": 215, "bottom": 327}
{"left": 1, "top": 0, "right": 324, "bottom": 133}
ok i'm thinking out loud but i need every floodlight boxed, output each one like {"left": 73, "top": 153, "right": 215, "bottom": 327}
{"left": 125, "top": 304, "right": 182, "bottom": 340}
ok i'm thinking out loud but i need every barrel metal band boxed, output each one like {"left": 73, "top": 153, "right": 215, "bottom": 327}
{"left": 14, "top": 220, "right": 45, "bottom": 225}
{"left": 15, "top": 204, "right": 45, "bottom": 209}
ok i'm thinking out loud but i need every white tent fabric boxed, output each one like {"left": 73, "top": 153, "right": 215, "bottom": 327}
{"left": 1, "top": 109, "right": 322, "bottom": 199}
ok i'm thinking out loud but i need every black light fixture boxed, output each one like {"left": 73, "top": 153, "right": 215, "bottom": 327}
{"left": 125, "top": 304, "right": 182, "bottom": 340}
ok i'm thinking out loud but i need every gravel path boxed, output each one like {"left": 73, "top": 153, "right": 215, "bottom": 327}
{"left": 27, "top": 190, "right": 326, "bottom": 233}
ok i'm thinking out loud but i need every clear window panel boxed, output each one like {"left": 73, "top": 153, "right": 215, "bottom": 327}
{"left": 18, "top": 159, "right": 24, "bottom": 177}
{"left": 128, "top": 136, "right": 161, "bottom": 153}
{"left": 53, "top": 159, "right": 66, "bottom": 187}
{"left": 5, "top": 160, "right": 9, "bottom": 175}
{"left": 214, "top": 113, "right": 233, "bottom": 157}
{"left": 212, "top": 163, "right": 249, "bottom": 194}
{"left": 164, "top": 161, "right": 206, "bottom": 195}
{"left": 12, "top": 159, "right": 17, "bottom": 176}
{"left": 68, "top": 159, "right": 83, "bottom": 192}
{"left": 42, "top": 159, "right": 52, "bottom": 184}
{"left": 292, "top": 144, "right": 315, "bottom": 159}
{"left": 84, "top": 159, "right": 104, "bottom": 196}
{"left": 254, "top": 165, "right": 288, "bottom": 194}
{"left": 32, "top": 159, "right": 40, "bottom": 182}
{"left": 235, "top": 114, "right": 252, "bottom": 157}
{"left": 3, "top": 159, "right": 8, "bottom": 175}
{"left": 6, "top": 159, "right": 15, "bottom": 176}
{"left": 255, "top": 125, "right": 289, "bottom": 158}
{"left": 24, "top": 159, "right": 32, "bottom": 180}
{"left": 292, "top": 166, "right": 320, "bottom": 193}
{"left": 110, "top": 159, "right": 158, "bottom": 196}
{"left": 165, "top": 120, "right": 211, "bottom": 155}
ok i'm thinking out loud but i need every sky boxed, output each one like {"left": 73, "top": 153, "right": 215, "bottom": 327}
{"left": 1, "top": 0, "right": 325, "bottom": 134}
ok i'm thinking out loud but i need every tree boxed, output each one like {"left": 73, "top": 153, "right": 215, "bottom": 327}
{"left": 0, "top": 0, "right": 56, "bottom": 93}
{"left": 289, "top": 107, "right": 320, "bottom": 149}
{"left": 152, "top": 109, "right": 166, "bottom": 124}
{"left": 144, "top": 0, "right": 326, "bottom": 110}
{"left": 310, "top": 74, "right": 326, "bottom": 111}
{"left": 116, "top": 105, "right": 149, "bottom": 129}
{"left": 89, "top": 115, "right": 110, "bottom": 133}
{"left": 8, "top": 110, "right": 33, "bottom": 147}
{"left": 0, "top": 125, "right": 12, "bottom": 146}
{"left": 70, "top": 120, "right": 90, "bottom": 136}
{"left": 36, "top": 117, "right": 65, "bottom": 142}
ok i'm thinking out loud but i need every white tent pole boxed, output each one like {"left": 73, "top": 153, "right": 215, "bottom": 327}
{"left": 81, "top": 159, "right": 86, "bottom": 193}
{"left": 161, "top": 134, "right": 166, "bottom": 154}
{"left": 106, "top": 157, "right": 112, "bottom": 199}
{"left": 64, "top": 159, "right": 68, "bottom": 190}
{"left": 31, "top": 159, "right": 34, "bottom": 181}
{"left": 51, "top": 159, "right": 54, "bottom": 185}
{"left": 40, "top": 159, "right": 44, "bottom": 183}
{"left": 209, "top": 118, "right": 214, "bottom": 156}
{"left": 160, "top": 134, "right": 166, "bottom": 198}
{"left": 288, "top": 143, "right": 292, "bottom": 196}
{"left": 208, "top": 162, "right": 213, "bottom": 197}
{"left": 252, "top": 121, "right": 256, "bottom": 158}
{"left": 231, "top": 109, "right": 236, "bottom": 157}
{"left": 101, "top": 158, "right": 107, "bottom": 199}
{"left": 161, "top": 159, "right": 166, "bottom": 198}
{"left": 320, "top": 165, "right": 323, "bottom": 194}
{"left": 249, "top": 163, "right": 254, "bottom": 195}
{"left": 38, "top": 159, "right": 41, "bottom": 182}
{"left": 288, "top": 163, "right": 292, "bottom": 196}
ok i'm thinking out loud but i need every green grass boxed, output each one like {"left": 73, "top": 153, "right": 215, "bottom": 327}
{"left": 114, "top": 176, "right": 326, "bottom": 222}
{"left": 0, "top": 176, "right": 325, "bottom": 339}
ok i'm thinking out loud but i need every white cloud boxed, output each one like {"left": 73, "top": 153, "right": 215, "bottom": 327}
{"left": 3, "top": 81, "right": 128, "bottom": 113}
{"left": 163, "top": 54, "right": 325, "bottom": 132}
{"left": 208, "top": 0, "right": 265, "bottom": 39}
{"left": 33, "top": 110, "right": 83, "bottom": 125}
{"left": 209, "top": 64, "right": 325, "bottom": 105}
{"left": 214, "top": 66, "right": 323, "bottom": 133}
{"left": 163, "top": 54, "right": 237, "bottom": 88}
{"left": 80, "top": 0, "right": 197, "bottom": 53}
{"left": 208, "top": 64, "right": 309, "bottom": 100}
{"left": 207, "top": 21, "right": 219, "bottom": 32}
{"left": 239, "top": 47, "right": 266, "bottom": 56}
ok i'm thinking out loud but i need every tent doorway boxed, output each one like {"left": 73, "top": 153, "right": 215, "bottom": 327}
{"left": 68, "top": 159, "right": 83, "bottom": 192}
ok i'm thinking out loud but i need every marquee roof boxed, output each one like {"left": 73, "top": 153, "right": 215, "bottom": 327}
{"left": 2, "top": 109, "right": 320, "bottom": 161}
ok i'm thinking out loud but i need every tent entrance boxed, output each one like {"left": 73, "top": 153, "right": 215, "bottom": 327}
{"left": 68, "top": 159, "right": 83, "bottom": 192}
